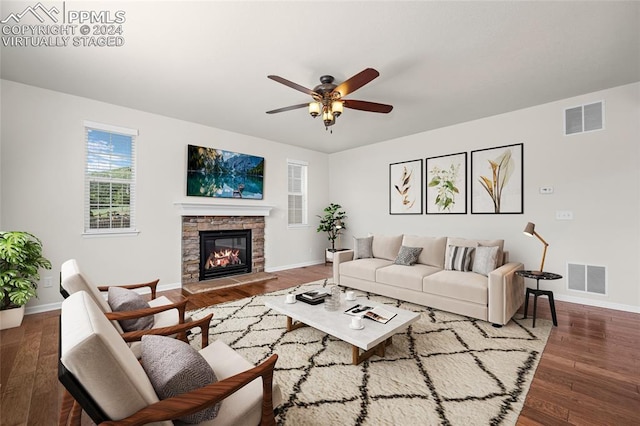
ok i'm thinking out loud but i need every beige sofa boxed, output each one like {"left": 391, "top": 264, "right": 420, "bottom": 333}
{"left": 333, "top": 234, "right": 525, "bottom": 326}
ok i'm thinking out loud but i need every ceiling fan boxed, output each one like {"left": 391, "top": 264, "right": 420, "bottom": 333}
{"left": 266, "top": 68, "right": 393, "bottom": 131}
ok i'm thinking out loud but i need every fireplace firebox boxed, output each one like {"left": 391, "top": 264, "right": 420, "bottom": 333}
{"left": 199, "top": 229, "right": 252, "bottom": 280}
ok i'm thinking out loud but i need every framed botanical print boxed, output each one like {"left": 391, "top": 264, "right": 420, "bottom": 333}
{"left": 426, "top": 152, "right": 467, "bottom": 214}
{"left": 389, "top": 159, "right": 423, "bottom": 214}
{"left": 471, "top": 143, "right": 523, "bottom": 214}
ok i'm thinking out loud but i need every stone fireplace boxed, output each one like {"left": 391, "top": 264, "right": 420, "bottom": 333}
{"left": 199, "top": 229, "right": 252, "bottom": 280}
{"left": 181, "top": 215, "right": 265, "bottom": 286}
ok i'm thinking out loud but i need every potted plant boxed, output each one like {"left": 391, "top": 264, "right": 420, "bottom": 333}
{"left": 0, "top": 231, "right": 52, "bottom": 329}
{"left": 316, "top": 203, "right": 347, "bottom": 264}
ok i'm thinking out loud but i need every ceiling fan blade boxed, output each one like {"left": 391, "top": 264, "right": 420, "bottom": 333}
{"left": 268, "top": 75, "right": 316, "bottom": 96}
{"left": 343, "top": 99, "right": 393, "bottom": 113}
{"left": 266, "top": 103, "right": 309, "bottom": 114}
{"left": 333, "top": 68, "right": 380, "bottom": 98}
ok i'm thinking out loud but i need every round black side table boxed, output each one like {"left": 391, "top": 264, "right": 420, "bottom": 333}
{"left": 516, "top": 270, "right": 562, "bottom": 328}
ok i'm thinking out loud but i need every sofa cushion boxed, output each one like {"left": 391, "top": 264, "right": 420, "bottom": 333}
{"left": 445, "top": 237, "right": 505, "bottom": 267}
{"left": 394, "top": 246, "right": 423, "bottom": 266}
{"left": 107, "top": 287, "right": 155, "bottom": 332}
{"left": 445, "top": 245, "right": 475, "bottom": 272}
{"left": 377, "top": 264, "right": 441, "bottom": 291}
{"left": 401, "top": 235, "right": 447, "bottom": 268}
{"left": 472, "top": 245, "right": 500, "bottom": 276}
{"left": 340, "top": 258, "right": 394, "bottom": 282}
{"left": 371, "top": 234, "right": 403, "bottom": 261}
{"left": 353, "top": 236, "right": 373, "bottom": 259}
{"left": 423, "top": 271, "right": 489, "bottom": 305}
{"left": 141, "top": 335, "right": 221, "bottom": 423}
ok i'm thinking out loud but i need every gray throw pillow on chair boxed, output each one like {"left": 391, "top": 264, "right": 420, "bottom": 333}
{"left": 141, "top": 335, "right": 221, "bottom": 423}
{"left": 107, "top": 286, "right": 154, "bottom": 332}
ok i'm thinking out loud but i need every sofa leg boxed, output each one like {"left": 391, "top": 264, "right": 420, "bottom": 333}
{"left": 492, "top": 323, "right": 502, "bottom": 328}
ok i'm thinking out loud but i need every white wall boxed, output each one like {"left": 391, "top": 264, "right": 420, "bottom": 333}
{"left": 0, "top": 80, "right": 330, "bottom": 312}
{"left": 329, "top": 82, "right": 640, "bottom": 313}
{"left": 3, "top": 80, "right": 639, "bottom": 313}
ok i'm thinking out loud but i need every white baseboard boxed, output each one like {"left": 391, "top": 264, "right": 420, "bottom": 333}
{"left": 266, "top": 259, "right": 325, "bottom": 272}
{"left": 26, "top": 301, "right": 62, "bottom": 315}
{"left": 552, "top": 293, "right": 640, "bottom": 314}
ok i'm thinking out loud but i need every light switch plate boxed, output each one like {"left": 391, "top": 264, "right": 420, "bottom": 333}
{"left": 556, "top": 210, "right": 573, "bottom": 220}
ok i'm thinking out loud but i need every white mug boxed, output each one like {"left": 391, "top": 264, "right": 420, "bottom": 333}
{"left": 286, "top": 294, "right": 295, "bottom": 303}
{"left": 351, "top": 316, "right": 363, "bottom": 328}
{"left": 346, "top": 291, "right": 356, "bottom": 301}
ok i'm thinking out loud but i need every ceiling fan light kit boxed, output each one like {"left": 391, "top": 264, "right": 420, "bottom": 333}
{"left": 267, "top": 68, "right": 393, "bottom": 132}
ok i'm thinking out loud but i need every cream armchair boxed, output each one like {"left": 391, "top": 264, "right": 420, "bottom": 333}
{"left": 60, "top": 259, "right": 190, "bottom": 355}
{"left": 58, "top": 291, "right": 281, "bottom": 425}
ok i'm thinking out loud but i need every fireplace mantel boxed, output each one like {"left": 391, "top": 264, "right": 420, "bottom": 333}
{"left": 174, "top": 202, "right": 274, "bottom": 217}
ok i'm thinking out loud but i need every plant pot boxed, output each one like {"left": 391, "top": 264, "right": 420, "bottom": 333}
{"left": 0, "top": 305, "right": 26, "bottom": 330}
{"left": 325, "top": 248, "right": 349, "bottom": 265}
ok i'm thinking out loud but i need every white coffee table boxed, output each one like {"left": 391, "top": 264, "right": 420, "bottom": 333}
{"left": 265, "top": 288, "right": 420, "bottom": 365}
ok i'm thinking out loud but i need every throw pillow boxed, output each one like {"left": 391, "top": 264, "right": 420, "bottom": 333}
{"left": 353, "top": 236, "right": 373, "bottom": 259}
{"left": 141, "top": 335, "right": 221, "bottom": 423}
{"left": 445, "top": 245, "right": 475, "bottom": 272}
{"left": 107, "top": 287, "right": 154, "bottom": 332}
{"left": 394, "top": 246, "right": 423, "bottom": 266}
{"left": 472, "top": 245, "right": 500, "bottom": 276}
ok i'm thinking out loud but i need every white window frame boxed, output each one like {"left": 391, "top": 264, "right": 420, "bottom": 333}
{"left": 83, "top": 120, "right": 139, "bottom": 236}
{"left": 287, "top": 159, "right": 308, "bottom": 227}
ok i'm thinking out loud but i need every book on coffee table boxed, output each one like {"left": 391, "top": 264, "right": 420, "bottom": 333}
{"left": 296, "top": 289, "right": 330, "bottom": 304}
{"left": 344, "top": 305, "right": 396, "bottom": 324}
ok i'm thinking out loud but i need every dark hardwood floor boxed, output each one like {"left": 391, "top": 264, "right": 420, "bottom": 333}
{"left": 1, "top": 263, "right": 638, "bottom": 425}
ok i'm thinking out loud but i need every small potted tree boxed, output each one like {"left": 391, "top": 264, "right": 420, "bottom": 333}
{"left": 316, "top": 203, "right": 347, "bottom": 265}
{"left": 0, "top": 231, "right": 52, "bottom": 329}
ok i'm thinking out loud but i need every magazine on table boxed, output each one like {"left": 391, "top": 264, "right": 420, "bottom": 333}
{"left": 344, "top": 304, "right": 396, "bottom": 324}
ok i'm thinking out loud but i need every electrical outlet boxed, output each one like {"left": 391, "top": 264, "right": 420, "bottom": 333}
{"left": 539, "top": 187, "right": 554, "bottom": 194}
{"left": 43, "top": 276, "right": 53, "bottom": 288}
{"left": 556, "top": 210, "right": 573, "bottom": 220}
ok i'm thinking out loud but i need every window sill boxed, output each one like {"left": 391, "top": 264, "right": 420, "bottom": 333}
{"left": 82, "top": 229, "right": 140, "bottom": 238}
{"left": 287, "top": 224, "right": 310, "bottom": 229}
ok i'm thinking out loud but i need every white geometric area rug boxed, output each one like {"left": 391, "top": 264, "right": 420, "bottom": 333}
{"left": 187, "top": 280, "right": 552, "bottom": 426}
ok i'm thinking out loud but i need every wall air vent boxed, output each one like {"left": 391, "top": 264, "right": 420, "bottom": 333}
{"left": 564, "top": 101, "right": 604, "bottom": 135}
{"left": 567, "top": 263, "right": 607, "bottom": 295}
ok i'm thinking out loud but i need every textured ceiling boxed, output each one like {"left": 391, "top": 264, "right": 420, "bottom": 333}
{"left": 2, "top": 1, "right": 639, "bottom": 153}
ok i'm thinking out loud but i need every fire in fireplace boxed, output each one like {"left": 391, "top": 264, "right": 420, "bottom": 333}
{"left": 199, "top": 229, "right": 252, "bottom": 280}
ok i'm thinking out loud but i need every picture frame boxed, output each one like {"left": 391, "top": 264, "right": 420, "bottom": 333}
{"left": 389, "top": 159, "right": 423, "bottom": 215}
{"left": 471, "top": 143, "right": 523, "bottom": 214}
{"left": 186, "top": 145, "right": 264, "bottom": 199}
{"left": 426, "top": 152, "right": 467, "bottom": 214}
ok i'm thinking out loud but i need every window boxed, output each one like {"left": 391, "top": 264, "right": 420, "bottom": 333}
{"left": 287, "top": 159, "right": 308, "bottom": 226}
{"left": 84, "top": 121, "right": 138, "bottom": 234}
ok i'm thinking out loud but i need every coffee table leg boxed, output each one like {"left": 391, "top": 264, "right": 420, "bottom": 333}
{"left": 352, "top": 337, "right": 393, "bottom": 365}
{"left": 286, "top": 316, "right": 307, "bottom": 332}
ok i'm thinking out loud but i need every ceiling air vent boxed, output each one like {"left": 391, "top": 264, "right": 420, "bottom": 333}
{"left": 564, "top": 101, "right": 604, "bottom": 135}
